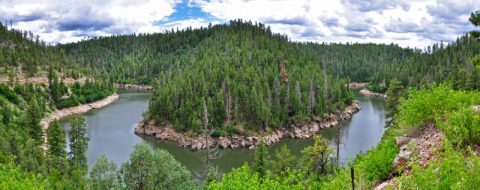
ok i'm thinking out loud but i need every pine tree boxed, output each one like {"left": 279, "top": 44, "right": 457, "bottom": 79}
{"left": 47, "top": 120, "right": 68, "bottom": 173}
{"left": 25, "top": 97, "right": 43, "bottom": 144}
{"left": 252, "top": 140, "right": 269, "bottom": 179}
{"left": 68, "top": 116, "right": 89, "bottom": 171}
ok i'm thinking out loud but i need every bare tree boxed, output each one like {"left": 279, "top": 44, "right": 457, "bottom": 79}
{"left": 200, "top": 99, "right": 220, "bottom": 180}
{"left": 308, "top": 79, "right": 315, "bottom": 114}
{"left": 322, "top": 61, "right": 329, "bottom": 100}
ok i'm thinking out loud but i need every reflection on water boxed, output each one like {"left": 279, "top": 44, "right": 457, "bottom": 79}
{"left": 62, "top": 89, "right": 386, "bottom": 176}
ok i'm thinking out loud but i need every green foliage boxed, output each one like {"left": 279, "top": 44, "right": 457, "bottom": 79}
{"left": 470, "top": 10, "right": 480, "bottom": 38}
{"left": 120, "top": 142, "right": 197, "bottom": 190}
{"left": 0, "top": 157, "right": 46, "bottom": 190}
{"left": 367, "top": 83, "right": 387, "bottom": 93}
{"left": 397, "top": 85, "right": 480, "bottom": 146}
{"left": 252, "top": 140, "right": 269, "bottom": 179}
{"left": 439, "top": 108, "right": 480, "bottom": 146}
{"left": 397, "top": 85, "right": 480, "bottom": 129}
{"left": 271, "top": 144, "right": 297, "bottom": 176}
{"left": 320, "top": 130, "right": 399, "bottom": 189}
{"left": 68, "top": 116, "right": 89, "bottom": 171}
{"left": 385, "top": 79, "right": 406, "bottom": 126}
{"left": 302, "top": 135, "right": 333, "bottom": 176}
{"left": 0, "top": 23, "right": 80, "bottom": 77}
{"left": 399, "top": 140, "right": 480, "bottom": 189}
{"left": 144, "top": 21, "right": 353, "bottom": 135}
{"left": 207, "top": 164, "right": 304, "bottom": 190}
{"left": 47, "top": 120, "right": 68, "bottom": 173}
{"left": 0, "top": 84, "right": 21, "bottom": 104}
{"left": 89, "top": 155, "right": 121, "bottom": 190}
{"left": 24, "top": 96, "right": 43, "bottom": 144}
{"left": 55, "top": 97, "right": 80, "bottom": 109}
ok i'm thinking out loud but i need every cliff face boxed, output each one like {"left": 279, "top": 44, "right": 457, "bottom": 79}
{"left": 135, "top": 101, "right": 360, "bottom": 150}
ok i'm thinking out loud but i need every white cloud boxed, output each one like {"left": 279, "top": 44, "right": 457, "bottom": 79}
{"left": 1, "top": 0, "right": 479, "bottom": 48}
{"left": 0, "top": 0, "right": 176, "bottom": 44}
{"left": 193, "top": 0, "right": 480, "bottom": 48}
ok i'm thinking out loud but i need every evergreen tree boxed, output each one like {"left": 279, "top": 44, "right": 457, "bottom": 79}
{"left": 68, "top": 116, "right": 89, "bottom": 171}
{"left": 385, "top": 79, "right": 405, "bottom": 126}
{"left": 252, "top": 140, "right": 269, "bottom": 179}
{"left": 272, "top": 144, "right": 297, "bottom": 176}
{"left": 25, "top": 96, "right": 42, "bottom": 144}
{"left": 470, "top": 10, "right": 480, "bottom": 38}
{"left": 47, "top": 120, "right": 68, "bottom": 173}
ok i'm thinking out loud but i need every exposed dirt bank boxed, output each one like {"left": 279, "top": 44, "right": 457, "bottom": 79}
{"left": 115, "top": 83, "right": 152, "bottom": 91}
{"left": 348, "top": 82, "right": 367, "bottom": 88}
{"left": 41, "top": 93, "right": 119, "bottom": 131}
{"left": 41, "top": 93, "right": 119, "bottom": 149}
{"left": 135, "top": 101, "right": 360, "bottom": 150}
{"left": 0, "top": 76, "right": 86, "bottom": 85}
{"left": 360, "top": 88, "right": 387, "bottom": 99}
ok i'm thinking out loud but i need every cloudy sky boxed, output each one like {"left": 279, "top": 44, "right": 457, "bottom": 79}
{"left": 1, "top": 0, "right": 479, "bottom": 48}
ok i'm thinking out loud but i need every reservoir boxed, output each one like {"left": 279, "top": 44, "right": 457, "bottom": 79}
{"left": 61, "top": 89, "right": 386, "bottom": 176}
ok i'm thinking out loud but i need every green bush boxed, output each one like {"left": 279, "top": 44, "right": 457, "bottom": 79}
{"left": 398, "top": 140, "right": 480, "bottom": 189}
{"left": 0, "top": 84, "right": 21, "bottom": 105}
{"left": 55, "top": 97, "right": 80, "bottom": 109}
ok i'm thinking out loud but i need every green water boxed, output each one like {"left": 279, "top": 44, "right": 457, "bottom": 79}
{"left": 61, "top": 89, "right": 386, "bottom": 176}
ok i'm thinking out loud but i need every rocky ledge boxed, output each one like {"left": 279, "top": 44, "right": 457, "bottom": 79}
{"left": 135, "top": 101, "right": 360, "bottom": 150}
{"left": 115, "top": 83, "right": 153, "bottom": 91}
{"left": 359, "top": 88, "right": 387, "bottom": 99}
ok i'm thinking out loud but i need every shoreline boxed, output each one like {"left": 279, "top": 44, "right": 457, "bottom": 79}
{"left": 348, "top": 82, "right": 367, "bottom": 88}
{"left": 135, "top": 101, "right": 360, "bottom": 150}
{"left": 115, "top": 83, "right": 153, "bottom": 91}
{"left": 359, "top": 88, "right": 387, "bottom": 99}
{"left": 41, "top": 93, "right": 119, "bottom": 138}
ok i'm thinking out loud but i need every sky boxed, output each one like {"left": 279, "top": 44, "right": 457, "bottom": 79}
{"left": 0, "top": 0, "right": 479, "bottom": 48}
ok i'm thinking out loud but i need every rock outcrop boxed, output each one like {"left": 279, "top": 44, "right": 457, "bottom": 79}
{"left": 135, "top": 101, "right": 360, "bottom": 150}
{"left": 359, "top": 88, "right": 387, "bottom": 99}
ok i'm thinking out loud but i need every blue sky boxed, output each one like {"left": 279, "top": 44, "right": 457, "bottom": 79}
{"left": 0, "top": 0, "right": 479, "bottom": 48}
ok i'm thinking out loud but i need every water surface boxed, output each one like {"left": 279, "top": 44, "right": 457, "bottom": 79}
{"left": 62, "top": 90, "right": 385, "bottom": 175}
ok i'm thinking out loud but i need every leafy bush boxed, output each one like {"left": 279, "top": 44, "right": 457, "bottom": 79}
{"left": 320, "top": 131, "right": 399, "bottom": 189}
{"left": 367, "top": 83, "right": 387, "bottom": 93}
{"left": 397, "top": 85, "right": 480, "bottom": 129}
{"left": 210, "top": 130, "right": 224, "bottom": 137}
{"left": 439, "top": 108, "right": 480, "bottom": 146}
{"left": 398, "top": 140, "right": 480, "bottom": 189}
{"left": 55, "top": 97, "right": 80, "bottom": 109}
{"left": 397, "top": 85, "right": 480, "bottom": 146}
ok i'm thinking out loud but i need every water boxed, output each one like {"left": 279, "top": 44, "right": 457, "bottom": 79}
{"left": 61, "top": 89, "right": 386, "bottom": 175}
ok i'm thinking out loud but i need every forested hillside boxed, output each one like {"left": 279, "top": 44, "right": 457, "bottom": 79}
{"left": 0, "top": 24, "right": 83, "bottom": 78}
{"left": 0, "top": 23, "right": 118, "bottom": 188}
{"left": 146, "top": 21, "right": 356, "bottom": 134}
{"left": 311, "top": 35, "right": 480, "bottom": 93}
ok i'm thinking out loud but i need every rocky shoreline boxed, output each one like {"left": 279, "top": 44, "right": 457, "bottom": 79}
{"left": 115, "top": 83, "right": 152, "bottom": 91}
{"left": 360, "top": 88, "right": 387, "bottom": 99}
{"left": 135, "top": 101, "right": 360, "bottom": 150}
